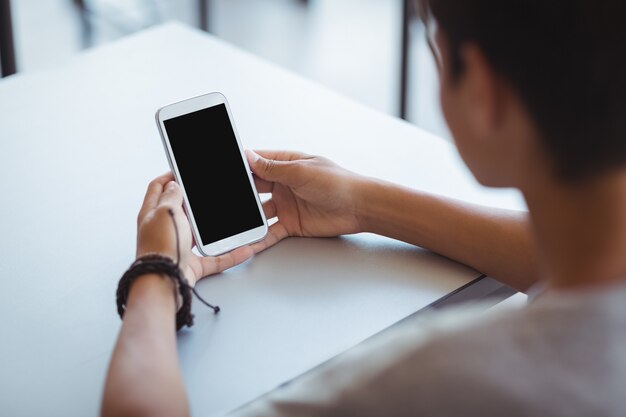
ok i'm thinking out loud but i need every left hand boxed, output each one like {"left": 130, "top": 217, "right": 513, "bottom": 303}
{"left": 136, "top": 172, "right": 255, "bottom": 286}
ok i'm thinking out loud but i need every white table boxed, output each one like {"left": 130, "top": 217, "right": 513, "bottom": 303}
{"left": 0, "top": 23, "right": 524, "bottom": 417}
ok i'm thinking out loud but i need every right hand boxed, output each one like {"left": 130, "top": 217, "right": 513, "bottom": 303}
{"left": 246, "top": 150, "right": 367, "bottom": 253}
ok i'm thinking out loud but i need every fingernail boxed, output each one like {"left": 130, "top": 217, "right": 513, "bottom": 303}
{"left": 166, "top": 181, "right": 177, "bottom": 190}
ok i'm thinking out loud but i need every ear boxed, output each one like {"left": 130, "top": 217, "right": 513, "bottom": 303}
{"left": 460, "top": 44, "right": 504, "bottom": 134}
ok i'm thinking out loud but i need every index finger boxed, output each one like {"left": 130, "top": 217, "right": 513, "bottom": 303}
{"left": 138, "top": 172, "right": 174, "bottom": 219}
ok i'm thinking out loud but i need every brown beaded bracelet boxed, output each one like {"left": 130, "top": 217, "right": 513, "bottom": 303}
{"left": 116, "top": 254, "right": 195, "bottom": 331}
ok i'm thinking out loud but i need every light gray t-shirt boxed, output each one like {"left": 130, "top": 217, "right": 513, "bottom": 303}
{"left": 232, "top": 282, "right": 626, "bottom": 417}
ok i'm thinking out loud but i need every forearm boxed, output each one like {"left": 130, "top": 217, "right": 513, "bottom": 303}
{"left": 356, "top": 179, "right": 538, "bottom": 292}
{"left": 102, "top": 274, "right": 189, "bottom": 417}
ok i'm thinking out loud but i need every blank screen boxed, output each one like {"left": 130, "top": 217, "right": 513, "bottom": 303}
{"left": 163, "top": 104, "right": 263, "bottom": 245}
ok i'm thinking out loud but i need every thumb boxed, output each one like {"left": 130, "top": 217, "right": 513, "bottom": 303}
{"left": 246, "top": 150, "right": 292, "bottom": 182}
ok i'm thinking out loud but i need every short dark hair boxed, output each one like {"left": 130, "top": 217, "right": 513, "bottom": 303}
{"left": 421, "top": 0, "right": 626, "bottom": 181}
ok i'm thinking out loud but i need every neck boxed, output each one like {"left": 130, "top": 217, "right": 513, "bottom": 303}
{"left": 523, "top": 168, "right": 626, "bottom": 291}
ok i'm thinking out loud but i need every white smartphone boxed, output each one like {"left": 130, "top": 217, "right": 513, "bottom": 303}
{"left": 155, "top": 92, "right": 268, "bottom": 256}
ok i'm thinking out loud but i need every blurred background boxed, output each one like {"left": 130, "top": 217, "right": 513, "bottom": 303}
{"left": 2, "top": 0, "right": 449, "bottom": 139}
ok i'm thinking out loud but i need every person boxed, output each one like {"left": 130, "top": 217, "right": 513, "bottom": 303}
{"left": 101, "top": 0, "right": 626, "bottom": 416}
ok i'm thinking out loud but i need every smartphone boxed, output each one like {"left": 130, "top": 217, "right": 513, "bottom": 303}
{"left": 155, "top": 92, "right": 268, "bottom": 256}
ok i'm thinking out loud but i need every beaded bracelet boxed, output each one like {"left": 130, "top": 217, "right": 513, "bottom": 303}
{"left": 116, "top": 254, "right": 195, "bottom": 330}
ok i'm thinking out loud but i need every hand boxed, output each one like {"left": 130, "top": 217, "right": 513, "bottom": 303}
{"left": 136, "top": 172, "right": 254, "bottom": 286}
{"left": 246, "top": 150, "right": 367, "bottom": 254}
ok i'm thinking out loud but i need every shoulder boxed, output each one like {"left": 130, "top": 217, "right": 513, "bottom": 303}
{"left": 404, "top": 295, "right": 626, "bottom": 417}
{"left": 233, "top": 303, "right": 536, "bottom": 417}
{"left": 232, "top": 297, "right": 622, "bottom": 417}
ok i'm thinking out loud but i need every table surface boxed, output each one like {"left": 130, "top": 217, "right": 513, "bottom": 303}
{"left": 0, "top": 23, "right": 524, "bottom": 417}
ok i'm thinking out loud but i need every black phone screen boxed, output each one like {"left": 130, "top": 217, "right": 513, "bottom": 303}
{"left": 163, "top": 104, "right": 263, "bottom": 245}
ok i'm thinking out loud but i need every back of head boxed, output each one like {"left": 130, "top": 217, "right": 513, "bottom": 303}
{"left": 422, "top": 0, "right": 626, "bottom": 181}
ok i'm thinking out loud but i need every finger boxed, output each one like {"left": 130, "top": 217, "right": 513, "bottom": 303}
{"left": 253, "top": 175, "right": 274, "bottom": 193}
{"left": 151, "top": 171, "right": 175, "bottom": 187}
{"left": 262, "top": 199, "right": 277, "bottom": 219}
{"left": 248, "top": 222, "right": 289, "bottom": 255}
{"left": 199, "top": 245, "right": 254, "bottom": 277}
{"left": 138, "top": 172, "right": 174, "bottom": 221}
{"left": 251, "top": 149, "right": 313, "bottom": 161}
{"left": 157, "top": 181, "right": 183, "bottom": 208}
{"left": 245, "top": 150, "right": 295, "bottom": 182}
{"left": 180, "top": 204, "right": 196, "bottom": 249}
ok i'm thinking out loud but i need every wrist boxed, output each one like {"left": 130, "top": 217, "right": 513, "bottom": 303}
{"left": 119, "top": 252, "right": 200, "bottom": 331}
{"left": 353, "top": 177, "right": 387, "bottom": 233}
{"left": 127, "top": 273, "right": 178, "bottom": 314}
{"left": 135, "top": 249, "right": 189, "bottom": 272}
{"left": 136, "top": 247, "right": 177, "bottom": 262}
